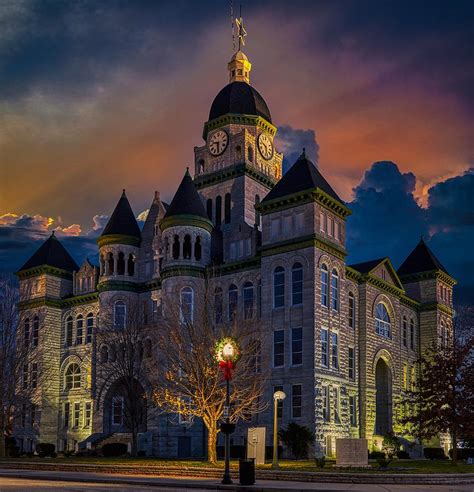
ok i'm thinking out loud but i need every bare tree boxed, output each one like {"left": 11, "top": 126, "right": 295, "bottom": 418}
{"left": 153, "top": 280, "right": 267, "bottom": 464}
{"left": 95, "top": 297, "right": 158, "bottom": 457}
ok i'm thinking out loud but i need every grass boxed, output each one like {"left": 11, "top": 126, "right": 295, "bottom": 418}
{"left": 0, "top": 457, "right": 473, "bottom": 474}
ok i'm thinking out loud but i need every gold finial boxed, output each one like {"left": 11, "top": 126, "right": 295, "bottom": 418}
{"left": 234, "top": 5, "right": 247, "bottom": 52}
{"left": 228, "top": 7, "right": 251, "bottom": 84}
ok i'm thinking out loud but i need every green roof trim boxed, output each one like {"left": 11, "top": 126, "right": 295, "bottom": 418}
{"left": 203, "top": 114, "right": 277, "bottom": 139}
{"left": 398, "top": 269, "right": 457, "bottom": 287}
{"left": 194, "top": 162, "right": 277, "bottom": 191}
{"left": 16, "top": 265, "right": 73, "bottom": 280}
{"left": 345, "top": 266, "right": 362, "bottom": 282}
{"left": 160, "top": 265, "right": 206, "bottom": 280}
{"left": 62, "top": 292, "right": 99, "bottom": 307}
{"left": 18, "top": 297, "right": 63, "bottom": 310}
{"left": 97, "top": 234, "right": 141, "bottom": 248}
{"left": 97, "top": 280, "right": 140, "bottom": 293}
{"left": 159, "top": 214, "right": 213, "bottom": 233}
{"left": 364, "top": 273, "right": 405, "bottom": 297}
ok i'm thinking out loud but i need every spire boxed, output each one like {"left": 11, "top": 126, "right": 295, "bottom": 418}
{"left": 228, "top": 10, "right": 251, "bottom": 83}
{"left": 100, "top": 190, "right": 141, "bottom": 239}
{"left": 397, "top": 238, "right": 450, "bottom": 276}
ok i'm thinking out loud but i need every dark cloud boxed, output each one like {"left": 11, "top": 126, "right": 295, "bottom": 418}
{"left": 276, "top": 125, "right": 320, "bottom": 173}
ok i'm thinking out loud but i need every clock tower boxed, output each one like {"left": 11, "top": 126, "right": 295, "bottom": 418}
{"left": 193, "top": 45, "right": 283, "bottom": 262}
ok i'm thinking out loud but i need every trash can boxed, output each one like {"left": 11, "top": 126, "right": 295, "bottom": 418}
{"left": 239, "top": 458, "right": 255, "bottom": 486}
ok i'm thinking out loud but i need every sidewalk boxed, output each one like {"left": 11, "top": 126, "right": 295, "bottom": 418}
{"left": 0, "top": 468, "right": 473, "bottom": 492}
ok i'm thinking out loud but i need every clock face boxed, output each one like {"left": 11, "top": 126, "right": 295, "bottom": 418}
{"left": 208, "top": 130, "right": 228, "bottom": 156}
{"left": 258, "top": 133, "right": 273, "bottom": 160}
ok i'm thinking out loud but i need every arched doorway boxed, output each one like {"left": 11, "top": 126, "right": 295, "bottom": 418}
{"left": 375, "top": 358, "right": 392, "bottom": 435}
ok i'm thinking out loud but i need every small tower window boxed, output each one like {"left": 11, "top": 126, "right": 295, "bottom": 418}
{"left": 216, "top": 196, "right": 222, "bottom": 226}
{"left": 194, "top": 237, "right": 202, "bottom": 261}
{"left": 100, "top": 254, "right": 105, "bottom": 275}
{"left": 198, "top": 159, "right": 205, "bottom": 173}
{"left": 107, "top": 252, "right": 114, "bottom": 275}
{"left": 206, "top": 198, "right": 213, "bottom": 221}
{"left": 247, "top": 146, "right": 253, "bottom": 162}
{"left": 127, "top": 254, "right": 135, "bottom": 276}
{"left": 172, "top": 235, "right": 180, "bottom": 260}
{"left": 236, "top": 145, "right": 242, "bottom": 160}
{"left": 183, "top": 235, "right": 192, "bottom": 259}
{"left": 224, "top": 193, "right": 231, "bottom": 224}
{"left": 117, "top": 252, "right": 125, "bottom": 275}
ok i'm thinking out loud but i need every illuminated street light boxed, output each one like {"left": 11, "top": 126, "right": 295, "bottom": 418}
{"left": 272, "top": 390, "right": 286, "bottom": 470}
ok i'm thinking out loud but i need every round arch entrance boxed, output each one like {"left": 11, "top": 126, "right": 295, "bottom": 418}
{"left": 375, "top": 358, "right": 392, "bottom": 435}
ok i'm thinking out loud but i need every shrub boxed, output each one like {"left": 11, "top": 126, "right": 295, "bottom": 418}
{"left": 279, "top": 423, "right": 314, "bottom": 459}
{"left": 36, "top": 443, "right": 55, "bottom": 458}
{"left": 315, "top": 456, "right": 326, "bottom": 468}
{"left": 102, "top": 442, "right": 128, "bottom": 457}
{"left": 369, "top": 451, "right": 385, "bottom": 459}
{"left": 382, "top": 432, "right": 401, "bottom": 459}
{"left": 424, "top": 447, "right": 447, "bottom": 460}
{"left": 397, "top": 450, "right": 410, "bottom": 459}
{"left": 377, "top": 457, "right": 391, "bottom": 469}
{"left": 449, "top": 448, "right": 474, "bottom": 460}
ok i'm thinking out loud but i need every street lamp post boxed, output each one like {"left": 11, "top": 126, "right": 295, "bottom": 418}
{"left": 215, "top": 338, "right": 240, "bottom": 485}
{"left": 272, "top": 390, "right": 286, "bottom": 470}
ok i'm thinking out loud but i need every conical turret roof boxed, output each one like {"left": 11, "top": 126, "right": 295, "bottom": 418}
{"left": 19, "top": 232, "right": 78, "bottom": 272}
{"left": 164, "top": 169, "right": 208, "bottom": 220}
{"left": 101, "top": 190, "right": 141, "bottom": 239}
{"left": 397, "top": 237, "right": 450, "bottom": 276}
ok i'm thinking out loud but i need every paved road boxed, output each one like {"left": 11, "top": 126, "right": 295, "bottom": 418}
{"left": 0, "top": 470, "right": 473, "bottom": 492}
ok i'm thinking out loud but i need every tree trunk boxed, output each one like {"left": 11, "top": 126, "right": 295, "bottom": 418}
{"left": 206, "top": 423, "right": 218, "bottom": 464}
{"left": 0, "top": 412, "right": 5, "bottom": 458}
{"left": 131, "top": 428, "right": 138, "bottom": 457}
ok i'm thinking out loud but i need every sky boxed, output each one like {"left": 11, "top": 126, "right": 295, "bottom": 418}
{"left": 0, "top": 0, "right": 473, "bottom": 303}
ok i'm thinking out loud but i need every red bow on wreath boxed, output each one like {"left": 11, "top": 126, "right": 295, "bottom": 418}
{"left": 219, "top": 360, "right": 234, "bottom": 380}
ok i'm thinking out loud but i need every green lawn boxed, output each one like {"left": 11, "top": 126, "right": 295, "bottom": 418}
{"left": 1, "top": 457, "right": 473, "bottom": 474}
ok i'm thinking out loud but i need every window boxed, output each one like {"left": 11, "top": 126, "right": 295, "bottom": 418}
{"left": 322, "top": 386, "right": 330, "bottom": 421}
{"left": 349, "top": 395, "right": 357, "bottom": 427}
{"left": 348, "top": 293, "right": 355, "bottom": 328}
{"left": 243, "top": 282, "right": 254, "bottom": 320}
{"left": 410, "top": 319, "right": 415, "bottom": 350}
{"left": 86, "top": 313, "right": 94, "bottom": 344}
{"left": 172, "top": 235, "right": 180, "bottom": 259}
{"left": 273, "top": 330, "right": 284, "bottom": 367}
{"left": 291, "top": 327, "right": 303, "bottom": 366}
{"left": 402, "top": 317, "right": 407, "bottom": 347}
{"left": 403, "top": 364, "right": 408, "bottom": 390}
{"left": 76, "top": 315, "right": 83, "bottom": 345}
{"left": 23, "top": 364, "right": 28, "bottom": 390}
{"left": 229, "top": 242, "right": 236, "bottom": 260}
{"left": 63, "top": 403, "right": 70, "bottom": 428}
{"left": 321, "top": 329, "right": 329, "bottom": 367}
{"left": 271, "top": 218, "right": 280, "bottom": 239}
{"left": 331, "top": 332, "right": 339, "bottom": 369}
{"left": 331, "top": 269, "right": 339, "bottom": 311}
{"left": 334, "top": 221, "right": 339, "bottom": 240}
{"left": 180, "top": 287, "right": 194, "bottom": 324}
{"left": 32, "top": 316, "right": 39, "bottom": 347}
{"left": 107, "top": 252, "right": 114, "bottom": 274}
{"left": 348, "top": 347, "right": 355, "bottom": 380}
{"left": 65, "top": 363, "right": 81, "bottom": 389}
{"left": 206, "top": 198, "right": 212, "bottom": 221}
{"left": 24, "top": 318, "right": 30, "bottom": 348}
{"left": 65, "top": 316, "right": 73, "bottom": 346}
{"left": 320, "top": 211, "right": 325, "bottom": 232}
{"left": 228, "top": 284, "right": 238, "bottom": 322}
{"left": 214, "top": 287, "right": 223, "bottom": 324}
{"left": 183, "top": 235, "right": 192, "bottom": 259}
{"left": 273, "top": 267, "right": 285, "bottom": 308}
{"left": 292, "top": 384, "right": 302, "bottom": 418}
{"left": 334, "top": 387, "right": 340, "bottom": 423}
{"left": 327, "top": 217, "right": 333, "bottom": 236}
{"left": 31, "top": 363, "right": 38, "bottom": 389}
{"left": 375, "top": 303, "right": 391, "bottom": 338}
{"left": 84, "top": 402, "right": 92, "bottom": 428}
{"left": 321, "top": 265, "right": 329, "bottom": 307}
{"left": 117, "top": 252, "right": 125, "bottom": 275}
{"left": 30, "top": 404, "right": 36, "bottom": 427}
{"left": 274, "top": 385, "right": 284, "bottom": 418}
{"left": 114, "top": 301, "right": 126, "bottom": 330}
{"left": 247, "top": 145, "right": 253, "bottom": 162}
{"left": 215, "top": 195, "right": 222, "bottom": 226}
{"left": 194, "top": 237, "right": 202, "bottom": 261}
{"left": 224, "top": 193, "right": 231, "bottom": 224}
{"left": 291, "top": 262, "right": 303, "bottom": 306}
{"left": 112, "top": 396, "right": 124, "bottom": 426}
{"left": 73, "top": 402, "right": 81, "bottom": 428}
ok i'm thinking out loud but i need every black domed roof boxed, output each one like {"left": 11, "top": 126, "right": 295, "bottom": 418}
{"left": 209, "top": 82, "right": 272, "bottom": 123}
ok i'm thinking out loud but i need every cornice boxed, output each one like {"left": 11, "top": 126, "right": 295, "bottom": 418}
{"left": 209, "top": 257, "right": 261, "bottom": 276}
{"left": 62, "top": 292, "right": 99, "bottom": 307}
{"left": 363, "top": 274, "right": 405, "bottom": 297}
{"left": 399, "top": 269, "right": 457, "bottom": 287}
{"left": 420, "top": 302, "right": 454, "bottom": 316}
{"left": 202, "top": 114, "right": 276, "bottom": 140}
{"left": 97, "top": 280, "right": 140, "bottom": 293}
{"left": 97, "top": 234, "right": 141, "bottom": 248}
{"left": 159, "top": 214, "right": 213, "bottom": 233}
{"left": 160, "top": 265, "right": 206, "bottom": 280}
{"left": 345, "top": 266, "right": 362, "bottom": 283}
{"left": 16, "top": 265, "right": 73, "bottom": 280}
{"left": 18, "top": 297, "right": 62, "bottom": 310}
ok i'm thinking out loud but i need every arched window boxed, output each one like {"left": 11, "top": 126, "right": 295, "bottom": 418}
{"left": 255, "top": 195, "right": 261, "bottom": 227}
{"left": 402, "top": 317, "right": 407, "bottom": 347}
{"left": 410, "top": 319, "right": 415, "bottom": 350}
{"left": 331, "top": 269, "right": 339, "bottom": 311}
{"left": 65, "top": 316, "right": 73, "bottom": 346}
{"left": 236, "top": 145, "right": 242, "bottom": 160}
{"left": 206, "top": 198, "right": 213, "bottom": 221}
{"left": 24, "top": 318, "right": 30, "bottom": 348}
{"left": 214, "top": 287, "right": 223, "bottom": 324}
{"left": 100, "top": 345, "right": 108, "bottom": 363}
{"left": 86, "top": 313, "right": 94, "bottom": 344}
{"left": 273, "top": 267, "right": 285, "bottom": 308}
{"left": 76, "top": 315, "right": 83, "bottom": 345}
{"left": 198, "top": 159, "right": 205, "bottom": 173}
{"left": 320, "top": 265, "right": 329, "bottom": 307}
{"left": 348, "top": 292, "right": 355, "bottom": 329}
{"left": 127, "top": 254, "right": 135, "bottom": 276}
{"left": 247, "top": 145, "right": 253, "bottom": 162}
{"left": 172, "top": 235, "right": 180, "bottom": 260}
{"left": 114, "top": 301, "right": 126, "bottom": 330}
{"left": 107, "top": 252, "right": 114, "bottom": 275}
{"left": 65, "top": 363, "right": 81, "bottom": 389}
{"left": 224, "top": 193, "right": 231, "bottom": 224}
{"left": 215, "top": 196, "right": 222, "bottom": 226}
{"left": 375, "top": 303, "right": 391, "bottom": 338}
{"left": 194, "top": 237, "right": 202, "bottom": 261}
{"left": 180, "top": 287, "right": 194, "bottom": 323}
{"left": 32, "top": 316, "right": 39, "bottom": 347}
{"left": 228, "top": 284, "right": 238, "bottom": 322}
{"left": 243, "top": 282, "right": 254, "bottom": 320}
{"left": 291, "top": 262, "right": 303, "bottom": 306}
{"left": 117, "top": 252, "right": 125, "bottom": 275}
{"left": 144, "top": 339, "right": 152, "bottom": 358}
{"left": 183, "top": 235, "right": 192, "bottom": 259}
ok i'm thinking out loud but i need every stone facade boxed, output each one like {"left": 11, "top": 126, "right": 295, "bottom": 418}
{"left": 14, "top": 49, "right": 456, "bottom": 458}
